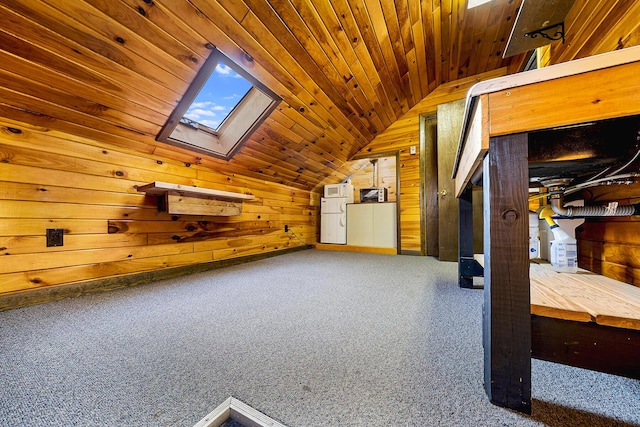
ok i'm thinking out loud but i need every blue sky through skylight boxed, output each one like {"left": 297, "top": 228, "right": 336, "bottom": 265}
{"left": 183, "top": 62, "right": 253, "bottom": 130}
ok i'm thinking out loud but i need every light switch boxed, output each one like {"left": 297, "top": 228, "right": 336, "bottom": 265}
{"left": 410, "top": 146, "right": 417, "bottom": 155}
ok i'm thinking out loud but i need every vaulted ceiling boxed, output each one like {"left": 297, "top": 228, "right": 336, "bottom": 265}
{"left": 1, "top": 0, "right": 638, "bottom": 189}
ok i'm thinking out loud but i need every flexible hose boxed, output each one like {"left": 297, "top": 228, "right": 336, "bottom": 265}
{"left": 550, "top": 198, "right": 638, "bottom": 217}
{"left": 606, "top": 149, "right": 640, "bottom": 177}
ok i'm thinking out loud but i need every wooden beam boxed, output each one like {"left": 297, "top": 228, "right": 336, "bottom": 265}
{"left": 458, "top": 186, "right": 477, "bottom": 288}
{"left": 488, "top": 59, "right": 640, "bottom": 136}
{"left": 453, "top": 94, "right": 488, "bottom": 197}
{"left": 532, "top": 315, "right": 640, "bottom": 379}
{"left": 483, "top": 132, "right": 531, "bottom": 413}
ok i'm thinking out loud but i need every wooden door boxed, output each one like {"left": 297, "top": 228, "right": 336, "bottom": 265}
{"left": 437, "top": 100, "right": 465, "bottom": 261}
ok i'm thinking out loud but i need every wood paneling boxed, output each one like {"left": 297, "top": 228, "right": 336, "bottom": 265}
{"left": 0, "top": 1, "right": 636, "bottom": 190}
{"left": 344, "top": 69, "right": 510, "bottom": 253}
{"left": 578, "top": 216, "right": 640, "bottom": 288}
{"left": 550, "top": 0, "right": 640, "bottom": 64}
{"left": 0, "top": 118, "right": 315, "bottom": 296}
{"left": 349, "top": 156, "right": 397, "bottom": 202}
{"left": 0, "top": 1, "right": 638, "bottom": 300}
{"left": 0, "top": 0, "right": 534, "bottom": 192}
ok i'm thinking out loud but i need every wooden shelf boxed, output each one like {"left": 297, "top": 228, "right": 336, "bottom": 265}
{"left": 137, "top": 181, "right": 255, "bottom": 216}
{"left": 475, "top": 254, "right": 640, "bottom": 330}
{"left": 137, "top": 182, "right": 255, "bottom": 201}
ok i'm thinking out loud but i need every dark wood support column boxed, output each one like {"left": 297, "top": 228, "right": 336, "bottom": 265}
{"left": 458, "top": 186, "right": 482, "bottom": 288}
{"left": 482, "top": 133, "right": 531, "bottom": 413}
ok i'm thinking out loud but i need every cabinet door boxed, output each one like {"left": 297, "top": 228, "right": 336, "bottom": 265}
{"left": 347, "top": 204, "right": 373, "bottom": 246}
{"left": 320, "top": 214, "right": 335, "bottom": 243}
{"left": 372, "top": 203, "right": 397, "bottom": 248}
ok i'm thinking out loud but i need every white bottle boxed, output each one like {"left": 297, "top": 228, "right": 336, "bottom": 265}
{"left": 549, "top": 225, "right": 578, "bottom": 273}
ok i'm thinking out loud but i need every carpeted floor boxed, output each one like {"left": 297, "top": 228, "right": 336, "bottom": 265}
{"left": 0, "top": 250, "right": 638, "bottom": 426}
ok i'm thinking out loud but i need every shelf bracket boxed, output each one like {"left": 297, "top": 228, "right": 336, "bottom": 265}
{"left": 525, "top": 22, "right": 565, "bottom": 43}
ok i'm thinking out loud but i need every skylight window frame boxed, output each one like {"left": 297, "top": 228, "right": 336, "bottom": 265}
{"left": 157, "top": 46, "right": 281, "bottom": 160}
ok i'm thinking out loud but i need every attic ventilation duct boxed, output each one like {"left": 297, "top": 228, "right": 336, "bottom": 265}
{"left": 503, "top": 0, "right": 576, "bottom": 58}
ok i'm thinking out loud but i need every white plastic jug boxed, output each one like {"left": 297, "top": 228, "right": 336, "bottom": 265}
{"left": 549, "top": 225, "right": 578, "bottom": 273}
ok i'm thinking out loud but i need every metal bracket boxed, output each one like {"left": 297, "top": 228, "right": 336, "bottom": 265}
{"left": 460, "top": 256, "right": 484, "bottom": 277}
{"left": 525, "top": 22, "right": 565, "bottom": 43}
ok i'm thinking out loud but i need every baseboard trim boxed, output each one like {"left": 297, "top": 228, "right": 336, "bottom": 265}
{"left": 399, "top": 250, "right": 422, "bottom": 256}
{"left": 0, "top": 245, "right": 311, "bottom": 312}
{"left": 314, "top": 243, "right": 397, "bottom": 255}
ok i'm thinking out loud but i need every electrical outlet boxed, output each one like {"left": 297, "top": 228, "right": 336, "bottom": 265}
{"left": 410, "top": 145, "right": 417, "bottom": 155}
{"left": 284, "top": 225, "right": 289, "bottom": 232}
{"left": 46, "top": 228, "right": 64, "bottom": 247}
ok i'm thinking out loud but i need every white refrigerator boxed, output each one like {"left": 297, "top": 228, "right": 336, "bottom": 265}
{"left": 320, "top": 197, "right": 349, "bottom": 244}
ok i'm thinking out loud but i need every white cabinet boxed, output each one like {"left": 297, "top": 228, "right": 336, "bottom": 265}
{"left": 346, "top": 203, "right": 397, "bottom": 248}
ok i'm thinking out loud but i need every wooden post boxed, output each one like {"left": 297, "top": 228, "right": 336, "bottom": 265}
{"left": 483, "top": 133, "right": 531, "bottom": 413}
{"left": 458, "top": 187, "right": 477, "bottom": 288}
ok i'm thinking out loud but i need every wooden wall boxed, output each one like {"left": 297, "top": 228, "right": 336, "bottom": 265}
{"left": 577, "top": 183, "right": 640, "bottom": 287}
{"left": 0, "top": 1, "right": 531, "bottom": 192}
{"left": 353, "top": 68, "right": 509, "bottom": 253}
{"left": 347, "top": 156, "right": 397, "bottom": 203}
{"left": 0, "top": 117, "right": 316, "bottom": 300}
{"left": 549, "top": 0, "right": 640, "bottom": 64}
{"left": 536, "top": 4, "right": 640, "bottom": 287}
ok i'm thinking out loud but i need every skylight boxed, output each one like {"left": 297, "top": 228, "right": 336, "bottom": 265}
{"left": 183, "top": 63, "right": 252, "bottom": 131}
{"left": 157, "top": 47, "right": 281, "bottom": 159}
{"left": 468, "top": 0, "right": 491, "bottom": 8}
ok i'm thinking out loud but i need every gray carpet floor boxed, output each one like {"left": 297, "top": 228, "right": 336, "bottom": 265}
{"left": 0, "top": 250, "right": 638, "bottom": 426}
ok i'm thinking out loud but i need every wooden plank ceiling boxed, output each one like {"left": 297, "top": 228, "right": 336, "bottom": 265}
{"left": 0, "top": 0, "right": 636, "bottom": 190}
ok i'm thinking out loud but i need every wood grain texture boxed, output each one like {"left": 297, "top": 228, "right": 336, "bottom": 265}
{"left": 483, "top": 133, "right": 531, "bottom": 413}
{"left": 422, "top": 115, "right": 438, "bottom": 257}
{"left": 0, "top": 120, "right": 316, "bottom": 295}
{"left": 529, "top": 263, "right": 640, "bottom": 330}
{"left": 577, "top": 219, "right": 640, "bottom": 287}
{"left": 486, "top": 51, "right": 640, "bottom": 133}
{"left": 342, "top": 69, "right": 509, "bottom": 253}
{"left": 0, "top": 1, "right": 638, "bottom": 297}
{"left": 531, "top": 315, "right": 640, "bottom": 380}
{"left": 4, "top": 1, "right": 634, "bottom": 192}
{"left": 437, "top": 99, "right": 465, "bottom": 261}
{"left": 454, "top": 94, "right": 489, "bottom": 197}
